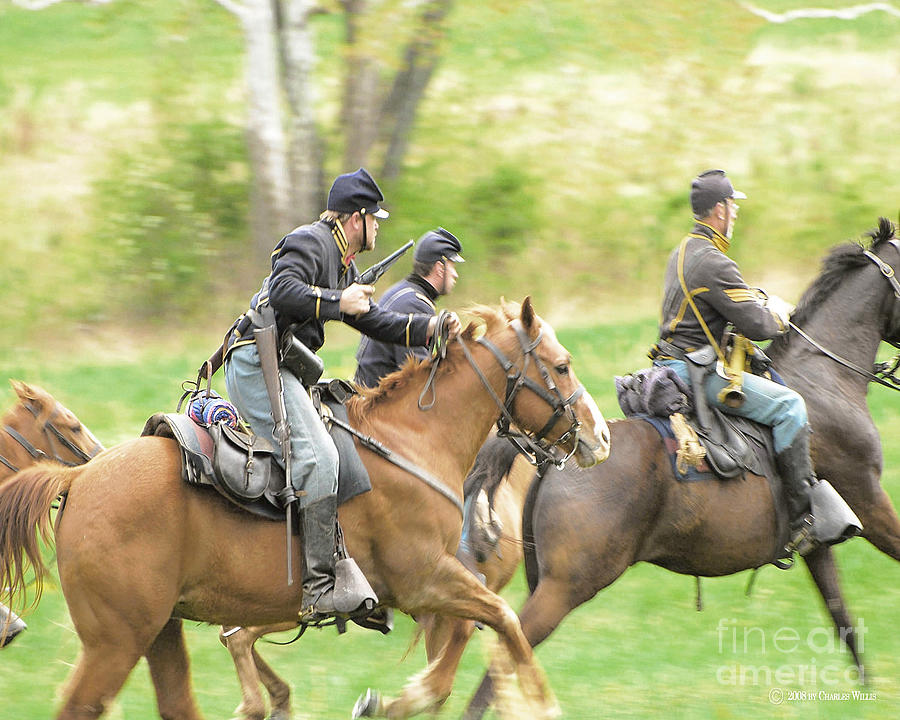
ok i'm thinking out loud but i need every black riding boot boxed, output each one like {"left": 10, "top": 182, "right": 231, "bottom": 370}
{"left": 775, "top": 428, "right": 818, "bottom": 556}
{"left": 299, "top": 495, "right": 338, "bottom": 623}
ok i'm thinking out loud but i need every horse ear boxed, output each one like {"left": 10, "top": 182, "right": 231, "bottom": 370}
{"left": 521, "top": 296, "right": 536, "bottom": 333}
{"left": 10, "top": 379, "right": 37, "bottom": 402}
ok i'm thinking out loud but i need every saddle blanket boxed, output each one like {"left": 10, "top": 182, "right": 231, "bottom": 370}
{"left": 637, "top": 413, "right": 777, "bottom": 484}
{"left": 142, "top": 387, "right": 371, "bottom": 521}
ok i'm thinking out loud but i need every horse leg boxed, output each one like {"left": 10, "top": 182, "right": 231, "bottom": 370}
{"left": 803, "top": 544, "right": 865, "bottom": 681}
{"left": 250, "top": 643, "right": 292, "bottom": 720}
{"left": 145, "top": 618, "right": 204, "bottom": 720}
{"left": 56, "top": 644, "right": 144, "bottom": 719}
{"left": 463, "top": 576, "right": 578, "bottom": 720}
{"left": 221, "top": 624, "right": 295, "bottom": 720}
{"left": 220, "top": 626, "right": 269, "bottom": 720}
{"left": 356, "top": 558, "right": 555, "bottom": 720}
{"left": 856, "top": 486, "right": 900, "bottom": 561}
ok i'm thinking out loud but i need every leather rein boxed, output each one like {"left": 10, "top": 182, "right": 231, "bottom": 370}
{"left": 454, "top": 316, "right": 585, "bottom": 468}
{"left": 0, "top": 401, "right": 102, "bottom": 473}
{"left": 329, "top": 313, "right": 585, "bottom": 516}
{"left": 789, "top": 238, "right": 900, "bottom": 392}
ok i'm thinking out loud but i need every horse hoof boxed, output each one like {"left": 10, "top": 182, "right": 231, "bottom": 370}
{"left": 352, "top": 688, "right": 381, "bottom": 718}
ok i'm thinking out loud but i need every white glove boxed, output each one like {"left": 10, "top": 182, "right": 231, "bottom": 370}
{"left": 764, "top": 293, "right": 794, "bottom": 325}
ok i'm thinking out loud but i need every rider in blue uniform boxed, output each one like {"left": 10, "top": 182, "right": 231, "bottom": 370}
{"left": 650, "top": 169, "right": 859, "bottom": 557}
{"left": 224, "top": 169, "right": 459, "bottom": 622}
{"left": 354, "top": 227, "right": 464, "bottom": 388}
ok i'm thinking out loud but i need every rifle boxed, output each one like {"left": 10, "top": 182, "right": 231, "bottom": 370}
{"left": 253, "top": 311, "right": 298, "bottom": 585}
{"left": 357, "top": 240, "right": 414, "bottom": 285}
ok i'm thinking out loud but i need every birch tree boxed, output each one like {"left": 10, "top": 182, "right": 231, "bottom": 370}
{"left": 14, "top": 0, "right": 455, "bottom": 259}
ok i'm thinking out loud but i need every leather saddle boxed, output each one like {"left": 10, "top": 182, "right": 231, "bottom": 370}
{"left": 616, "top": 352, "right": 768, "bottom": 480}
{"left": 141, "top": 380, "right": 372, "bottom": 521}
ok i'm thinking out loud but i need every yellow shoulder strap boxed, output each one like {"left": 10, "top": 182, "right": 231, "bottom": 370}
{"left": 676, "top": 236, "right": 727, "bottom": 363}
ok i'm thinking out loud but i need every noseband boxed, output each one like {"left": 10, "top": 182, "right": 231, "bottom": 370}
{"left": 791, "top": 238, "right": 900, "bottom": 391}
{"left": 0, "top": 401, "right": 102, "bottom": 473}
{"left": 456, "top": 318, "right": 585, "bottom": 468}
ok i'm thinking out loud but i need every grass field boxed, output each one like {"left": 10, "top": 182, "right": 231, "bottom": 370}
{"left": 2, "top": 0, "right": 899, "bottom": 716}
{"left": 1, "top": 316, "right": 899, "bottom": 719}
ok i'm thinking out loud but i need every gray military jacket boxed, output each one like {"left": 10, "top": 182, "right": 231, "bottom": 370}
{"left": 651, "top": 223, "right": 785, "bottom": 358}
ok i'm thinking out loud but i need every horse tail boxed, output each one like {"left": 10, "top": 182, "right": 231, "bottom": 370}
{"left": 464, "top": 434, "right": 522, "bottom": 498}
{"left": 0, "top": 462, "right": 77, "bottom": 611}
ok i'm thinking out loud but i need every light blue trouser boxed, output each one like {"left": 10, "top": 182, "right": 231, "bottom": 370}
{"left": 225, "top": 343, "right": 338, "bottom": 508}
{"left": 655, "top": 358, "right": 807, "bottom": 453}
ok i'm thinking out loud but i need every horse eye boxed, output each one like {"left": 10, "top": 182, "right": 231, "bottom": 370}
{"left": 555, "top": 364, "right": 570, "bottom": 376}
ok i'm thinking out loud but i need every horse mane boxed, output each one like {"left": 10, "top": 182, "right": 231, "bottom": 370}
{"left": 348, "top": 304, "right": 516, "bottom": 425}
{"left": 769, "top": 218, "right": 897, "bottom": 353}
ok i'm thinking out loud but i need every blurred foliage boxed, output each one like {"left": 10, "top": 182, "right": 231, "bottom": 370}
{"left": 0, "top": 0, "right": 898, "bottom": 348}
{"left": 90, "top": 116, "right": 249, "bottom": 323}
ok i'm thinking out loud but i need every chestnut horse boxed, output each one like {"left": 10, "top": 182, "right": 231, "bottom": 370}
{"left": 0, "top": 379, "right": 103, "bottom": 646}
{"left": 219, "top": 436, "right": 531, "bottom": 720}
{"left": 464, "top": 219, "right": 900, "bottom": 717}
{"left": 0, "top": 299, "right": 610, "bottom": 720}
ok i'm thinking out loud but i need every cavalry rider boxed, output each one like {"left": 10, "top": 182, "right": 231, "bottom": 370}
{"left": 649, "top": 169, "right": 859, "bottom": 557}
{"left": 223, "top": 168, "right": 460, "bottom": 623}
{"left": 354, "top": 227, "right": 464, "bottom": 388}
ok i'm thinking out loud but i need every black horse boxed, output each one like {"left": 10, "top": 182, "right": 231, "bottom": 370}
{"left": 464, "top": 218, "right": 900, "bottom": 717}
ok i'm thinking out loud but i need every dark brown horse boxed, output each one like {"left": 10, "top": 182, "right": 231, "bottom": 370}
{"left": 0, "top": 379, "right": 103, "bottom": 647}
{"left": 0, "top": 299, "right": 610, "bottom": 720}
{"left": 464, "top": 219, "right": 900, "bottom": 718}
{"left": 219, "top": 436, "right": 531, "bottom": 720}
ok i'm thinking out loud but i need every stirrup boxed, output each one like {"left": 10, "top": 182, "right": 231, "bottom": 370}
{"left": 784, "top": 514, "right": 818, "bottom": 557}
{"left": 771, "top": 554, "right": 795, "bottom": 570}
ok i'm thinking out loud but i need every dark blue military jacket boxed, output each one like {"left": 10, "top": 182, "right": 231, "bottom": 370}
{"left": 227, "top": 220, "right": 430, "bottom": 357}
{"left": 354, "top": 274, "right": 438, "bottom": 387}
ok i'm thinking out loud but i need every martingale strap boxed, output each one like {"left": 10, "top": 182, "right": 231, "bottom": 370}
{"left": 325, "top": 414, "right": 464, "bottom": 516}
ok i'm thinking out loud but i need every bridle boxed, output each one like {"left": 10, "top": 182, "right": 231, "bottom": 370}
{"left": 790, "top": 238, "right": 900, "bottom": 391}
{"left": 0, "top": 400, "right": 103, "bottom": 474}
{"left": 454, "top": 316, "right": 585, "bottom": 468}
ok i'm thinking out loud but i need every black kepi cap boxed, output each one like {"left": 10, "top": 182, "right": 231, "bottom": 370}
{"left": 413, "top": 227, "right": 465, "bottom": 264}
{"left": 690, "top": 169, "right": 746, "bottom": 216}
{"left": 327, "top": 168, "right": 389, "bottom": 219}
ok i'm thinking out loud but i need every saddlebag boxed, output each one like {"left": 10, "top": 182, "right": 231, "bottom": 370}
{"left": 209, "top": 422, "right": 276, "bottom": 502}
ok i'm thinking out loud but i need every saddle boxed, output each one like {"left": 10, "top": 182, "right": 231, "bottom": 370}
{"left": 141, "top": 380, "right": 372, "bottom": 521}
{"left": 615, "top": 357, "right": 790, "bottom": 552}
{"left": 616, "top": 353, "right": 767, "bottom": 480}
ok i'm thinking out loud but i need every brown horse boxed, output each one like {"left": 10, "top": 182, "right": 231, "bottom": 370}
{"left": 0, "top": 379, "right": 102, "bottom": 479}
{"left": 0, "top": 379, "right": 103, "bottom": 647}
{"left": 218, "top": 436, "right": 531, "bottom": 720}
{"left": 464, "top": 219, "right": 900, "bottom": 718}
{"left": 0, "top": 299, "right": 610, "bottom": 720}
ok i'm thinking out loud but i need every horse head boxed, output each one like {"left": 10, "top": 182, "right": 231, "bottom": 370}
{"left": 476, "top": 297, "right": 611, "bottom": 468}
{"left": 866, "top": 217, "right": 900, "bottom": 346}
{"left": 3, "top": 380, "right": 103, "bottom": 470}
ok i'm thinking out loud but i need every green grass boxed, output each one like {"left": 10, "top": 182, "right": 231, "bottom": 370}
{"left": 2, "top": 317, "right": 900, "bottom": 718}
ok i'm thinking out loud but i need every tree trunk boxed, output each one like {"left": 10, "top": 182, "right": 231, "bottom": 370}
{"left": 339, "top": 0, "right": 380, "bottom": 171}
{"left": 380, "top": 0, "right": 454, "bottom": 181}
{"left": 279, "top": 0, "right": 326, "bottom": 221}
{"left": 235, "top": 0, "right": 294, "bottom": 266}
